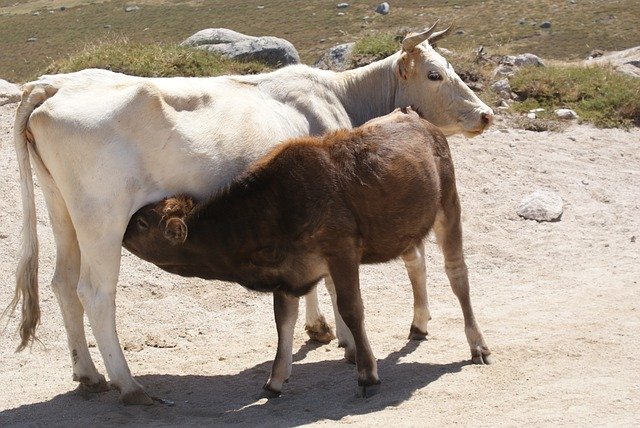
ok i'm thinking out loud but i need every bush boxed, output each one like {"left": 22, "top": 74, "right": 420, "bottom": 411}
{"left": 510, "top": 65, "right": 640, "bottom": 128}
{"left": 350, "top": 33, "right": 399, "bottom": 67}
{"left": 44, "top": 38, "right": 272, "bottom": 78}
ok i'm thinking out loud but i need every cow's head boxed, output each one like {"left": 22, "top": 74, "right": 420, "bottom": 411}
{"left": 395, "top": 21, "right": 493, "bottom": 137}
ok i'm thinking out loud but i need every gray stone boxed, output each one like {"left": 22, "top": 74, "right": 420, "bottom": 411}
{"left": 375, "top": 2, "right": 390, "bottom": 15}
{"left": 492, "top": 64, "right": 515, "bottom": 78}
{"left": 124, "top": 5, "right": 139, "bottom": 12}
{"left": 585, "top": 46, "right": 640, "bottom": 78}
{"left": 540, "top": 21, "right": 551, "bottom": 29}
{"left": 27, "top": 37, "right": 37, "bottom": 42}
{"left": 337, "top": 12, "right": 345, "bottom": 16}
{"left": 555, "top": 108, "right": 578, "bottom": 120}
{"left": 517, "top": 190, "right": 564, "bottom": 222}
{"left": 0, "top": 79, "right": 22, "bottom": 106}
{"left": 181, "top": 28, "right": 300, "bottom": 67}
{"left": 337, "top": 2, "right": 349, "bottom": 8}
{"left": 314, "top": 42, "right": 355, "bottom": 71}
{"left": 501, "top": 53, "right": 544, "bottom": 67}
{"left": 490, "top": 79, "right": 512, "bottom": 99}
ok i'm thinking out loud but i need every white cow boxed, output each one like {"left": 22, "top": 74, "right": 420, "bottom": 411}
{"left": 7, "top": 23, "right": 493, "bottom": 404}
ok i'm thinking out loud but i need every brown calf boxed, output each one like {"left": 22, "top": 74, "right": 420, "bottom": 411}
{"left": 123, "top": 107, "right": 492, "bottom": 396}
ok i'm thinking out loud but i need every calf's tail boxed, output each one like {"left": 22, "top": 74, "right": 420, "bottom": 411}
{"left": 1, "top": 82, "right": 57, "bottom": 351}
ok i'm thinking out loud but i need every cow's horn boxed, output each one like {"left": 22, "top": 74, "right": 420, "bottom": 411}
{"left": 428, "top": 24, "right": 453, "bottom": 44}
{"left": 401, "top": 20, "right": 440, "bottom": 52}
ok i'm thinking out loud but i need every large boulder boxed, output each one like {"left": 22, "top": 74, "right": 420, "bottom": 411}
{"left": 314, "top": 42, "right": 355, "bottom": 71}
{"left": 0, "top": 79, "right": 21, "bottom": 106}
{"left": 584, "top": 46, "right": 640, "bottom": 78}
{"left": 181, "top": 28, "right": 300, "bottom": 67}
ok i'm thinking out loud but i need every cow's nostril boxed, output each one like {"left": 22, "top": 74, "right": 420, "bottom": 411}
{"left": 481, "top": 111, "right": 494, "bottom": 126}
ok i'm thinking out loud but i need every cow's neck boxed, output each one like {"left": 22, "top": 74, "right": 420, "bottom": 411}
{"left": 334, "top": 53, "right": 400, "bottom": 127}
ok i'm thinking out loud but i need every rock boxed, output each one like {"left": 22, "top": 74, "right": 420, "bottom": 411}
{"left": 0, "top": 79, "right": 22, "bottom": 106}
{"left": 492, "top": 64, "right": 515, "bottom": 78}
{"left": 375, "top": 2, "right": 390, "bottom": 15}
{"left": 540, "top": 21, "right": 551, "bottom": 29}
{"left": 555, "top": 108, "right": 578, "bottom": 120}
{"left": 527, "top": 112, "right": 537, "bottom": 119}
{"left": 490, "top": 79, "right": 512, "bottom": 99}
{"left": 529, "top": 108, "right": 545, "bottom": 113}
{"left": 337, "top": 12, "right": 345, "bottom": 16}
{"left": 517, "top": 190, "right": 564, "bottom": 222}
{"left": 502, "top": 53, "right": 545, "bottom": 67}
{"left": 314, "top": 42, "right": 355, "bottom": 71}
{"left": 584, "top": 46, "right": 640, "bottom": 78}
{"left": 27, "top": 37, "right": 37, "bottom": 42}
{"left": 337, "top": 2, "right": 349, "bottom": 8}
{"left": 181, "top": 28, "right": 300, "bottom": 67}
{"left": 124, "top": 5, "right": 139, "bottom": 12}
{"left": 257, "top": 5, "right": 264, "bottom": 9}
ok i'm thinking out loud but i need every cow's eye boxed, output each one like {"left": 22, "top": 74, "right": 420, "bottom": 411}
{"left": 428, "top": 71, "right": 442, "bottom": 81}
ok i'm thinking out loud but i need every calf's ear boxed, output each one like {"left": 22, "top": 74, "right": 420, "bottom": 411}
{"left": 164, "top": 218, "right": 188, "bottom": 244}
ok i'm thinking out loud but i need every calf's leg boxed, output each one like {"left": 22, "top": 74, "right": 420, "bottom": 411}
{"left": 434, "top": 197, "right": 493, "bottom": 365}
{"left": 401, "top": 243, "right": 431, "bottom": 340}
{"left": 264, "top": 291, "right": 299, "bottom": 395}
{"left": 327, "top": 254, "right": 379, "bottom": 397}
{"left": 303, "top": 287, "right": 335, "bottom": 344}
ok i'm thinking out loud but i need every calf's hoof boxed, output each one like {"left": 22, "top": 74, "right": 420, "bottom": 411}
{"left": 358, "top": 379, "right": 381, "bottom": 398}
{"left": 471, "top": 346, "right": 494, "bottom": 365}
{"left": 74, "top": 374, "right": 110, "bottom": 393}
{"left": 120, "top": 389, "right": 154, "bottom": 406}
{"left": 408, "top": 325, "right": 428, "bottom": 341}
{"left": 305, "top": 320, "right": 336, "bottom": 344}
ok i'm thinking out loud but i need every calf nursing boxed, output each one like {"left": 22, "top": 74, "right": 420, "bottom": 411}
{"left": 124, "top": 108, "right": 492, "bottom": 395}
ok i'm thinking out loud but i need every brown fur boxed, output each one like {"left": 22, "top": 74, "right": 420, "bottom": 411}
{"left": 123, "top": 107, "right": 491, "bottom": 392}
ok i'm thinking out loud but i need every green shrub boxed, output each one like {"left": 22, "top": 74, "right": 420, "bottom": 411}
{"left": 350, "top": 33, "right": 399, "bottom": 67}
{"left": 44, "top": 38, "right": 272, "bottom": 78}
{"left": 510, "top": 65, "right": 640, "bottom": 128}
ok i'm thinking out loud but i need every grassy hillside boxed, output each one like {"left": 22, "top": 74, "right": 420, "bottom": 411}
{"left": 1, "top": 0, "right": 640, "bottom": 82}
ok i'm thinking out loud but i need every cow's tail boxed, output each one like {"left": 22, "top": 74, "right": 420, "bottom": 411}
{"left": 2, "top": 82, "right": 58, "bottom": 351}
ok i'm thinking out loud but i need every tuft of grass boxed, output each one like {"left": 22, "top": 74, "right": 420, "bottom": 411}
{"left": 350, "top": 33, "right": 399, "bottom": 67}
{"left": 44, "top": 37, "right": 272, "bottom": 78}
{"left": 510, "top": 65, "right": 640, "bottom": 128}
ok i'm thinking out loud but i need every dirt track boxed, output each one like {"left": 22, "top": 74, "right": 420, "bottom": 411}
{"left": 0, "top": 102, "right": 638, "bottom": 426}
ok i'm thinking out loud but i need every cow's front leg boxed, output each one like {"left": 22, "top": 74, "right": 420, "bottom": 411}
{"left": 304, "top": 286, "right": 335, "bottom": 344}
{"left": 324, "top": 275, "right": 356, "bottom": 363}
{"left": 402, "top": 243, "right": 431, "bottom": 340}
{"left": 75, "top": 233, "right": 152, "bottom": 405}
{"left": 264, "top": 291, "right": 299, "bottom": 396}
{"left": 327, "top": 254, "right": 379, "bottom": 397}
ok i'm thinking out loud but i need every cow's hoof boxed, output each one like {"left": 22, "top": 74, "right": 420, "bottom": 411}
{"left": 120, "top": 388, "right": 154, "bottom": 406}
{"left": 408, "top": 325, "right": 428, "bottom": 341}
{"left": 357, "top": 380, "right": 381, "bottom": 398}
{"left": 261, "top": 382, "right": 282, "bottom": 399}
{"left": 305, "top": 320, "right": 336, "bottom": 344}
{"left": 74, "top": 374, "right": 110, "bottom": 393}
{"left": 471, "top": 347, "right": 494, "bottom": 365}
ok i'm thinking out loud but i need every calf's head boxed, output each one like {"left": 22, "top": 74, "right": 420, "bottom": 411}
{"left": 395, "top": 21, "right": 493, "bottom": 137}
{"left": 123, "top": 195, "right": 196, "bottom": 264}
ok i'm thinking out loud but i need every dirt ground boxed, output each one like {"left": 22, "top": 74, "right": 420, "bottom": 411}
{"left": 0, "top": 101, "right": 638, "bottom": 427}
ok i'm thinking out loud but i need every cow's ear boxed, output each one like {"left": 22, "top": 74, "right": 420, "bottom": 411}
{"left": 164, "top": 218, "right": 188, "bottom": 244}
{"left": 396, "top": 52, "right": 413, "bottom": 81}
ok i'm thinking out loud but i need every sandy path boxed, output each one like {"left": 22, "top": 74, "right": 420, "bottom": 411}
{"left": 0, "top": 102, "right": 638, "bottom": 426}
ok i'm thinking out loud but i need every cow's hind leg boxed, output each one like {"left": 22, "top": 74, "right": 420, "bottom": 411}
{"left": 264, "top": 291, "right": 299, "bottom": 396}
{"left": 327, "top": 252, "right": 379, "bottom": 397}
{"left": 304, "top": 287, "right": 335, "bottom": 344}
{"left": 402, "top": 243, "right": 431, "bottom": 340}
{"left": 37, "top": 170, "right": 108, "bottom": 392}
{"left": 434, "top": 195, "right": 492, "bottom": 365}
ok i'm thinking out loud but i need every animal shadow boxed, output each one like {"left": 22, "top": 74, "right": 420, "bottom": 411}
{"left": 0, "top": 340, "right": 469, "bottom": 427}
